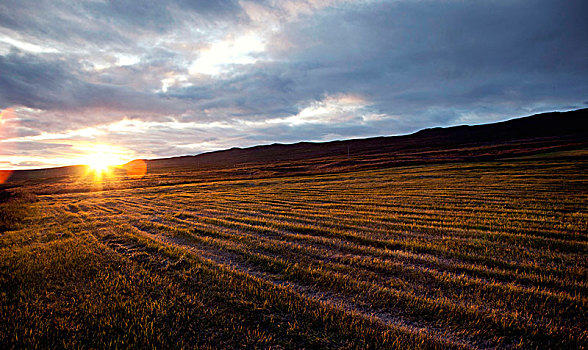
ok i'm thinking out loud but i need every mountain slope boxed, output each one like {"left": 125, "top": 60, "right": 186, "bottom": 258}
{"left": 146, "top": 108, "right": 588, "bottom": 171}
{"left": 3, "top": 108, "right": 587, "bottom": 183}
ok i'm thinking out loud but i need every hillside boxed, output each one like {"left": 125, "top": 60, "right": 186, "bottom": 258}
{"left": 147, "top": 108, "right": 588, "bottom": 170}
{"left": 3, "top": 108, "right": 587, "bottom": 184}
{"left": 1, "top": 145, "right": 586, "bottom": 349}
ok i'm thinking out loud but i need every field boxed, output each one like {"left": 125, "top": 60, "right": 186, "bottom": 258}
{"left": 1, "top": 153, "right": 587, "bottom": 349}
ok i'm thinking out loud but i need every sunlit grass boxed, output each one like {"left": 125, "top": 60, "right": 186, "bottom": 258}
{"left": 1, "top": 157, "right": 586, "bottom": 348}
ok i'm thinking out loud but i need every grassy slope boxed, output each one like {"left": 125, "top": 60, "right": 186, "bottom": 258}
{"left": 1, "top": 151, "right": 587, "bottom": 349}
{"left": 4, "top": 108, "right": 587, "bottom": 184}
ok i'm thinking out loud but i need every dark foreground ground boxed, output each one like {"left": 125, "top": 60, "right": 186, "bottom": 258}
{"left": 1, "top": 147, "right": 587, "bottom": 349}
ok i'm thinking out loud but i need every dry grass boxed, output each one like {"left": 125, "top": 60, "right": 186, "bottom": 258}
{"left": 1, "top": 156, "right": 587, "bottom": 349}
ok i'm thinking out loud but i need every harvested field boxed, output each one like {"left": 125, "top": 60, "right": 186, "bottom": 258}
{"left": 1, "top": 156, "right": 587, "bottom": 349}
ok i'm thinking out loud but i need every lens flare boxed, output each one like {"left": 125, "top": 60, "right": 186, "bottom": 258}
{"left": 126, "top": 159, "right": 147, "bottom": 179}
{"left": 0, "top": 170, "right": 12, "bottom": 184}
{"left": 0, "top": 108, "right": 16, "bottom": 183}
{"left": 77, "top": 143, "right": 147, "bottom": 182}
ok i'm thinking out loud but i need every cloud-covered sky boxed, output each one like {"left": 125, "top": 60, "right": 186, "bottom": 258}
{"left": 1, "top": 0, "right": 587, "bottom": 169}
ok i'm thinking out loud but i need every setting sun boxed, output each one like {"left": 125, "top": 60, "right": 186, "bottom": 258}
{"left": 81, "top": 144, "right": 128, "bottom": 175}
{"left": 87, "top": 154, "right": 117, "bottom": 173}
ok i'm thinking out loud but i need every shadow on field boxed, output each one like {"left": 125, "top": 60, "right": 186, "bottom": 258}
{"left": 0, "top": 188, "right": 37, "bottom": 232}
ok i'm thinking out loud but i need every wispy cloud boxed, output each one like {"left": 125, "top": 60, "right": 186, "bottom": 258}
{"left": 1, "top": 0, "right": 587, "bottom": 169}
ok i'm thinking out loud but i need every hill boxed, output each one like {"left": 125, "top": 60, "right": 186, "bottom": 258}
{"left": 147, "top": 108, "right": 588, "bottom": 172}
{"left": 3, "top": 108, "right": 587, "bottom": 184}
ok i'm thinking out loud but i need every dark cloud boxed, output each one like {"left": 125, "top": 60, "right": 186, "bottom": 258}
{"left": 1, "top": 0, "right": 587, "bottom": 168}
{"left": 82, "top": 0, "right": 244, "bottom": 34}
{"left": 0, "top": 1, "right": 130, "bottom": 49}
{"left": 163, "top": 0, "right": 588, "bottom": 131}
{"left": 0, "top": 52, "right": 188, "bottom": 115}
{"left": 0, "top": 0, "right": 244, "bottom": 41}
{"left": 0, "top": 52, "right": 87, "bottom": 110}
{"left": 261, "top": 0, "right": 588, "bottom": 128}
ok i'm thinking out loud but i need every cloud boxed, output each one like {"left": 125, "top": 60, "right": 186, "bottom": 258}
{"left": 0, "top": 52, "right": 196, "bottom": 133}
{"left": 1, "top": 0, "right": 587, "bottom": 169}
{"left": 266, "top": 0, "right": 588, "bottom": 121}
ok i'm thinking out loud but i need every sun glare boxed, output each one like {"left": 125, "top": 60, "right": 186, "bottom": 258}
{"left": 81, "top": 144, "right": 127, "bottom": 177}
{"left": 88, "top": 153, "right": 117, "bottom": 173}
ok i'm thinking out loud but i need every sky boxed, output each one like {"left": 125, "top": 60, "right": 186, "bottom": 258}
{"left": 0, "top": 0, "right": 587, "bottom": 170}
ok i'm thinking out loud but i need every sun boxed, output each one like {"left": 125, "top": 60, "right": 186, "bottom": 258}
{"left": 81, "top": 144, "right": 127, "bottom": 176}
{"left": 88, "top": 153, "right": 117, "bottom": 173}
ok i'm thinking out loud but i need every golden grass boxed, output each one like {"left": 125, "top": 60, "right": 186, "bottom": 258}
{"left": 1, "top": 158, "right": 586, "bottom": 349}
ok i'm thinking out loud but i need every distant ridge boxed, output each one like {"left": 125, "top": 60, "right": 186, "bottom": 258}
{"left": 145, "top": 108, "right": 588, "bottom": 169}
{"left": 3, "top": 108, "right": 587, "bottom": 182}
